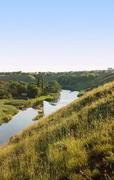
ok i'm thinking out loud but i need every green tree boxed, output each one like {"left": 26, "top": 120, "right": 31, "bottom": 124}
{"left": 46, "top": 80, "right": 61, "bottom": 93}
{"left": 27, "top": 84, "right": 41, "bottom": 98}
{"left": 8, "top": 81, "right": 27, "bottom": 97}
{"left": 37, "top": 72, "right": 44, "bottom": 93}
{"left": 0, "top": 87, "right": 12, "bottom": 99}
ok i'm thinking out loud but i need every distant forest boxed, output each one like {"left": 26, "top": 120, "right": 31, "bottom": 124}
{"left": 0, "top": 68, "right": 114, "bottom": 91}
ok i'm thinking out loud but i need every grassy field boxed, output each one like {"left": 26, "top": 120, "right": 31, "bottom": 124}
{"left": 0, "top": 82, "right": 114, "bottom": 180}
{"left": 0, "top": 94, "right": 55, "bottom": 125}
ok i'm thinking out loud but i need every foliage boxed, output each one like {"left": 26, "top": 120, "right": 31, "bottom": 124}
{"left": 0, "top": 81, "right": 28, "bottom": 99}
{"left": 44, "top": 69, "right": 114, "bottom": 90}
{"left": 8, "top": 81, "right": 27, "bottom": 97}
{"left": 45, "top": 80, "right": 61, "bottom": 93}
{"left": 37, "top": 72, "right": 44, "bottom": 93}
{"left": 1, "top": 69, "right": 114, "bottom": 91}
{"left": 27, "top": 83, "right": 41, "bottom": 98}
{"left": 0, "top": 88, "right": 12, "bottom": 99}
{"left": 0, "top": 77, "right": 61, "bottom": 99}
{"left": 0, "top": 73, "right": 36, "bottom": 82}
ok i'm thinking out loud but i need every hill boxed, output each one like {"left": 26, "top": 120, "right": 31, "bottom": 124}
{"left": 0, "top": 69, "right": 114, "bottom": 91}
{"left": 45, "top": 69, "right": 114, "bottom": 90}
{"left": 0, "top": 81, "right": 114, "bottom": 180}
{"left": 0, "top": 73, "right": 36, "bottom": 83}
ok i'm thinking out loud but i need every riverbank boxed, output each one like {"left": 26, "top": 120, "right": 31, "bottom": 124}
{"left": 0, "top": 90, "right": 78, "bottom": 145}
{"left": 0, "top": 93, "right": 58, "bottom": 126}
{"left": 0, "top": 82, "right": 113, "bottom": 179}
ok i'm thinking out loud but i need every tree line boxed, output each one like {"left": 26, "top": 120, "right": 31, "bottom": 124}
{"left": 0, "top": 73, "right": 61, "bottom": 99}
{"left": 0, "top": 68, "right": 114, "bottom": 91}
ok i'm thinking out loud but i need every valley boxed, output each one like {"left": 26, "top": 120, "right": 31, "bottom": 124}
{"left": 0, "top": 81, "right": 113, "bottom": 180}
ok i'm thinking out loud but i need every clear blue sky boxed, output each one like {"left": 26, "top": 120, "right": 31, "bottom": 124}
{"left": 0, "top": 0, "right": 114, "bottom": 72}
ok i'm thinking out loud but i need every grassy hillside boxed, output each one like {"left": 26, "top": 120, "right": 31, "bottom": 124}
{"left": 0, "top": 82, "right": 114, "bottom": 180}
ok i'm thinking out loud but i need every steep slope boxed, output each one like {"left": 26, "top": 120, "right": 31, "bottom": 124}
{"left": 0, "top": 82, "right": 114, "bottom": 180}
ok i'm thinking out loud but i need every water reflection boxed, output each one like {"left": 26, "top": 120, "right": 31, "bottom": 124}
{"left": 0, "top": 90, "right": 79, "bottom": 145}
{"left": 44, "top": 90, "right": 79, "bottom": 116}
{"left": 0, "top": 108, "right": 38, "bottom": 145}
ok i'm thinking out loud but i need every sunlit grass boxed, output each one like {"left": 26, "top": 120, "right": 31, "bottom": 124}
{"left": 0, "top": 81, "right": 114, "bottom": 180}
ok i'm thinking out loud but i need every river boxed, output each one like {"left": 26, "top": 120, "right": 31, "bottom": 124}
{"left": 0, "top": 90, "right": 79, "bottom": 145}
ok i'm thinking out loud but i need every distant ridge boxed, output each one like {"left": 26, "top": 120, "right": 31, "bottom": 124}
{"left": 0, "top": 69, "right": 114, "bottom": 91}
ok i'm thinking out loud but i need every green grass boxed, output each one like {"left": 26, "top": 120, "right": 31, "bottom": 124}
{"left": 0, "top": 81, "right": 114, "bottom": 180}
{"left": 33, "top": 113, "right": 45, "bottom": 120}
{"left": 0, "top": 105, "right": 19, "bottom": 125}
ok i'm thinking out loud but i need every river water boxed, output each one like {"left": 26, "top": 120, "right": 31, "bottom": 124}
{"left": 0, "top": 90, "right": 78, "bottom": 145}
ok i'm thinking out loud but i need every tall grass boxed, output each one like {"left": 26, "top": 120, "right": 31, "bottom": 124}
{"left": 0, "top": 82, "right": 114, "bottom": 180}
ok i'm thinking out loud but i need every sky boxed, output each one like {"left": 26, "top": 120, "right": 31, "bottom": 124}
{"left": 0, "top": 0, "right": 114, "bottom": 72}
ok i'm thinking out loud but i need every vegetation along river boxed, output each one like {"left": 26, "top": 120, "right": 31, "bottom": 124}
{"left": 0, "top": 90, "right": 79, "bottom": 145}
